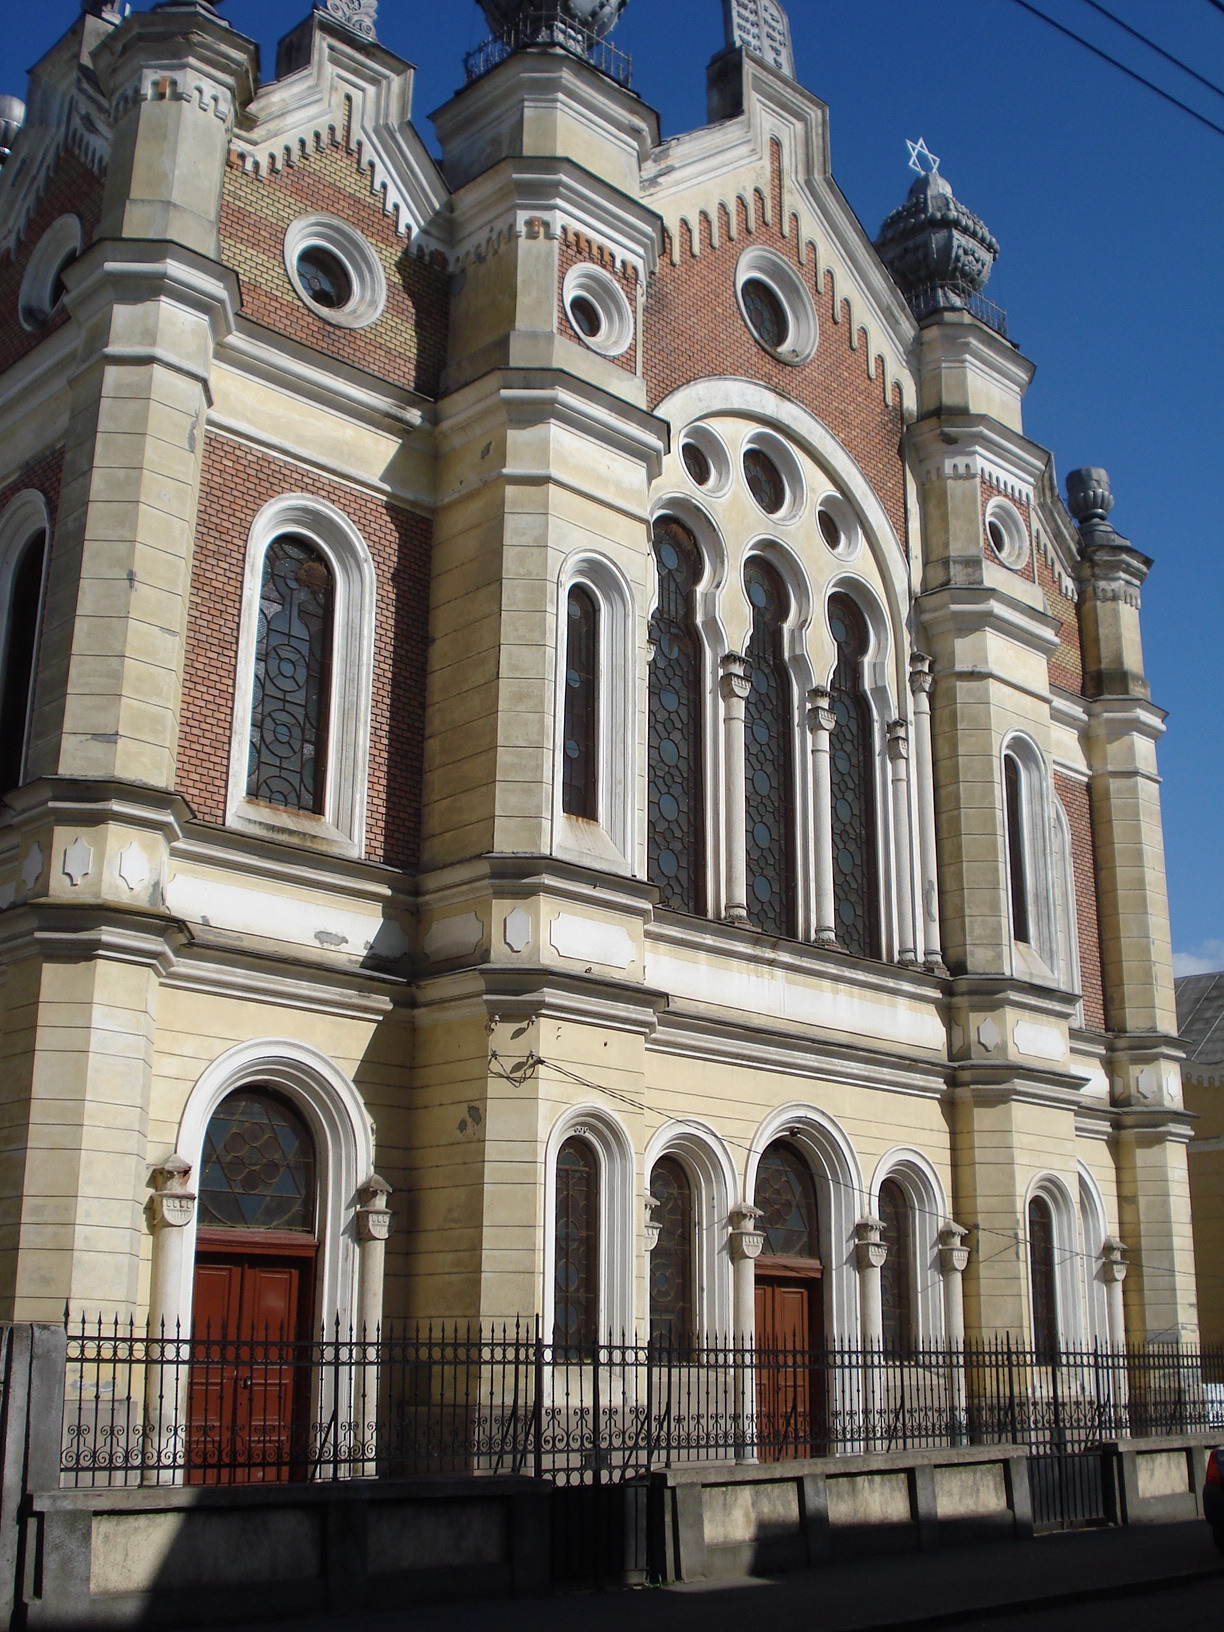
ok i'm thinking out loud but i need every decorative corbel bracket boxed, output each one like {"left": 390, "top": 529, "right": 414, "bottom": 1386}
{"left": 149, "top": 1155, "right": 196, "bottom": 1230}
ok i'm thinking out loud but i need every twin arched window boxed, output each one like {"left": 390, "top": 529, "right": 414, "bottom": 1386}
{"left": 648, "top": 520, "right": 705, "bottom": 913}
{"left": 0, "top": 524, "right": 47, "bottom": 795}
{"left": 828, "top": 594, "right": 879, "bottom": 959}
{"left": 743, "top": 559, "right": 796, "bottom": 938}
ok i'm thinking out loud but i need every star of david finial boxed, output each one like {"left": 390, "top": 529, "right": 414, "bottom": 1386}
{"left": 906, "top": 137, "right": 940, "bottom": 177}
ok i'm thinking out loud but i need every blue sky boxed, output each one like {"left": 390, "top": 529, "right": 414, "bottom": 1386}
{"left": 5, "top": 1, "right": 1224, "bottom": 972}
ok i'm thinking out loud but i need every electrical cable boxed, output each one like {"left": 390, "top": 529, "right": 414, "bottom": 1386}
{"left": 1009, "top": 0, "right": 1224, "bottom": 140}
{"left": 1078, "top": 0, "right": 1224, "bottom": 106}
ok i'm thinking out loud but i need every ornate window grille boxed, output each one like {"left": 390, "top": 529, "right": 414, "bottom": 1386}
{"left": 878, "top": 1177, "right": 914, "bottom": 1350}
{"left": 554, "top": 1137, "right": 599, "bottom": 1349}
{"left": 755, "top": 1141, "right": 820, "bottom": 1260}
{"left": 562, "top": 586, "right": 598, "bottom": 820}
{"left": 247, "top": 536, "right": 334, "bottom": 813}
{"left": 649, "top": 1156, "right": 694, "bottom": 1351}
{"left": 0, "top": 529, "right": 45, "bottom": 793}
{"left": 828, "top": 594, "right": 879, "bottom": 958}
{"left": 648, "top": 519, "right": 705, "bottom": 913}
{"left": 199, "top": 1089, "right": 316, "bottom": 1235}
{"left": 743, "top": 558, "right": 795, "bottom": 938}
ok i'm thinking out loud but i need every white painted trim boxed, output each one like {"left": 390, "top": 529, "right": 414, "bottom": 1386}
{"left": 552, "top": 551, "right": 636, "bottom": 875}
{"left": 745, "top": 1102, "right": 865, "bottom": 1343}
{"left": 1077, "top": 1163, "right": 1111, "bottom": 1347}
{"left": 19, "top": 214, "right": 81, "bottom": 330}
{"left": 168, "top": 1038, "right": 377, "bottom": 1339}
{"left": 869, "top": 1147, "right": 950, "bottom": 1342}
{"left": 227, "top": 494, "right": 376, "bottom": 858}
{"left": 542, "top": 1103, "right": 636, "bottom": 1342}
{"left": 1001, "top": 732, "right": 1059, "bottom": 980}
{"left": 644, "top": 1119, "right": 737, "bottom": 1341}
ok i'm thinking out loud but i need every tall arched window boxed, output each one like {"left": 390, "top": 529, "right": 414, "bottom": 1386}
{"left": 554, "top": 1137, "right": 599, "bottom": 1350}
{"left": 562, "top": 586, "right": 598, "bottom": 820}
{"left": 247, "top": 536, "right": 334, "bottom": 813}
{"left": 827, "top": 594, "right": 879, "bottom": 959}
{"left": 744, "top": 558, "right": 795, "bottom": 938}
{"left": 1003, "top": 752, "right": 1031, "bottom": 944}
{"left": 649, "top": 1156, "right": 694, "bottom": 1352}
{"left": 0, "top": 528, "right": 46, "bottom": 794}
{"left": 1028, "top": 1194, "right": 1059, "bottom": 1354}
{"left": 648, "top": 519, "right": 705, "bottom": 914}
{"left": 755, "top": 1141, "right": 820, "bottom": 1261}
{"left": 878, "top": 1178, "right": 914, "bottom": 1351}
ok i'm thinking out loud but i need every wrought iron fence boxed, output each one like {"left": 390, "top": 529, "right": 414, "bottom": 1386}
{"left": 464, "top": 7, "right": 632, "bottom": 87}
{"left": 60, "top": 1318, "right": 1224, "bottom": 1490}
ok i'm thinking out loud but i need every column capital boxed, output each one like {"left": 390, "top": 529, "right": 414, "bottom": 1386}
{"left": 1100, "top": 1234, "right": 1128, "bottom": 1284}
{"left": 886, "top": 719, "right": 909, "bottom": 761}
{"left": 644, "top": 1193, "right": 662, "bottom": 1252}
{"left": 909, "top": 652, "right": 934, "bottom": 696}
{"left": 807, "top": 685, "right": 836, "bottom": 735}
{"left": 854, "top": 1215, "right": 888, "bottom": 1270}
{"left": 149, "top": 1155, "right": 195, "bottom": 1230}
{"left": 938, "top": 1220, "right": 970, "bottom": 1274}
{"left": 729, "top": 1202, "right": 765, "bottom": 1261}
{"left": 356, "top": 1172, "right": 393, "bottom": 1242}
{"left": 719, "top": 652, "right": 751, "bottom": 702}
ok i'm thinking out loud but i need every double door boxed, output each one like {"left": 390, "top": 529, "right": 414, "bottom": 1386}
{"left": 754, "top": 1266, "right": 824, "bottom": 1460}
{"left": 189, "top": 1237, "right": 315, "bottom": 1483}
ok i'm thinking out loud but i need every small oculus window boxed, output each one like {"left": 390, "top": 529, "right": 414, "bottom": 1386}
{"left": 562, "top": 263, "right": 634, "bottom": 358}
{"left": 734, "top": 246, "right": 819, "bottom": 365}
{"left": 741, "top": 431, "right": 805, "bottom": 523}
{"left": 19, "top": 214, "right": 82, "bottom": 330}
{"left": 284, "top": 214, "right": 386, "bottom": 330}
{"left": 984, "top": 496, "right": 1030, "bottom": 571}
{"left": 815, "top": 490, "right": 862, "bottom": 560}
{"left": 677, "top": 422, "right": 732, "bottom": 497}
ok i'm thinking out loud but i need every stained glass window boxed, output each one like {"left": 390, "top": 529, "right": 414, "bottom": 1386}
{"left": 247, "top": 536, "right": 334, "bottom": 813}
{"left": 744, "top": 558, "right": 795, "bottom": 938}
{"left": 649, "top": 1156, "right": 694, "bottom": 1352}
{"left": 878, "top": 1178, "right": 914, "bottom": 1351}
{"left": 1004, "top": 754, "right": 1031, "bottom": 943}
{"left": 554, "top": 1137, "right": 599, "bottom": 1350}
{"left": 827, "top": 594, "right": 879, "bottom": 959}
{"left": 743, "top": 448, "right": 785, "bottom": 515}
{"left": 649, "top": 519, "right": 705, "bottom": 914}
{"left": 742, "top": 278, "right": 788, "bottom": 350}
{"left": 199, "top": 1090, "right": 316, "bottom": 1234}
{"left": 0, "top": 530, "right": 46, "bottom": 794}
{"left": 1028, "top": 1195, "right": 1059, "bottom": 1354}
{"left": 755, "top": 1142, "right": 820, "bottom": 1260}
{"left": 562, "top": 586, "right": 598, "bottom": 820}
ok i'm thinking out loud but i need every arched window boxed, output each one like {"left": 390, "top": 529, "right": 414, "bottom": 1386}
{"left": 0, "top": 528, "right": 46, "bottom": 794}
{"left": 878, "top": 1178, "right": 914, "bottom": 1351}
{"left": 247, "top": 536, "right": 334, "bottom": 813}
{"left": 1003, "top": 752, "right": 1030, "bottom": 944}
{"left": 554, "top": 1137, "right": 599, "bottom": 1350}
{"left": 562, "top": 586, "right": 598, "bottom": 820}
{"left": 827, "top": 594, "right": 879, "bottom": 959}
{"left": 649, "top": 1156, "right": 694, "bottom": 1352}
{"left": 648, "top": 519, "right": 705, "bottom": 914}
{"left": 743, "top": 558, "right": 795, "bottom": 938}
{"left": 755, "top": 1141, "right": 820, "bottom": 1261}
{"left": 199, "top": 1089, "right": 316, "bottom": 1235}
{"left": 1028, "top": 1194, "right": 1059, "bottom": 1354}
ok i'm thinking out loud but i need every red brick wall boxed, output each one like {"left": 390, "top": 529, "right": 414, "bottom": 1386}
{"left": 220, "top": 106, "right": 449, "bottom": 399}
{"left": 179, "top": 434, "right": 430, "bottom": 868}
{"left": 557, "top": 225, "right": 639, "bottom": 374}
{"left": 643, "top": 141, "right": 907, "bottom": 554}
{"left": 0, "top": 152, "right": 104, "bottom": 375}
{"left": 1055, "top": 769, "right": 1105, "bottom": 1031}
{"left": 1036, "top": 541, "right": 1083, "bottom": 693}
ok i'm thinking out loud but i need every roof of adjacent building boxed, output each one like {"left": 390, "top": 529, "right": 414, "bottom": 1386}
{"left": 1176, "top": 972, "right": 1224, "bottom": 1072}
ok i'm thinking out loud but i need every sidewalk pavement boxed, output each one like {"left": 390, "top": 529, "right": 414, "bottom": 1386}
{"left": 228, "top": 1518, "right": 1223, "bottom": 1632}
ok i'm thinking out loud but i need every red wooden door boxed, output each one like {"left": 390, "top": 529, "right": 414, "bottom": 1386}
{"left": 755, "top": 1273, "right": 823, "bottom": 1460}
{"left": 189, "top": 1247, "right": 313, "bottom": 1483}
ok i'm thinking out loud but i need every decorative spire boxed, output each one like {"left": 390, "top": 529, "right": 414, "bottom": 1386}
{"left": 723, "top": 0, "right": 795, "bottom": 78}
{"left": 478, "top": 0, "right": 628, "bottom": 43}
{"left": 876, "top": 141, "right": 1001, "bottom": 329}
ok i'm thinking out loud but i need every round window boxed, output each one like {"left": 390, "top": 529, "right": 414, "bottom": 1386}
{"left": 734, "top": 247, "right": 819, "bottom": 365}
{"left": 296, "top": 245, "right": 353, "bottom": 311}
{"left": 284, "top": 214, "right": 387, "bottom": 330}
{"left": 984, "top": 497, "right": 1030, "bottom": 570}
{"left": 676, "top": 423, "right": 732, "bottom": 497}
{"left": 815, "top": 492, "right": 861, "bottom": 559}
{"left": 19, "top": 214, "right": 82, "bottom": 331}
{"left": 818, "top": 507, "right": 841, "bottom": 550}
{"left": 682, "top": 440, "right": 712, "bottom": 487}
{"left": 562, "top": 263, "right": 634, "bottom": 358}
{"left": 569, "top": 293, "right": 603, "bottom": 340}
{"left": 744, "top": 448, "right": 785, "bottom": 514}
{"left": 741, "top": 277, "right": 788, "bottom": 351}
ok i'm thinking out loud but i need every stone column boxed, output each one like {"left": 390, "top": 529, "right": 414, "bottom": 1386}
{"left": 939, "top": 1221, "right": 970, "bottom": 1444}
{"left": 855, "top": 1217, "right": 887, "bottom": 1452}
{"left": 355, "top": 1174, "right": 393, "bottom": 1476}
{"left": 720, "top": 655, "right": 751, "bottom": 924}
{"left": 145, "top": 1156, "right": 196, "bottom": 1485}
{"left": 909, "top": 654, "right": 944, "bottom": 969}
{"left": 807, "top": 685, "right": 837, "bottom": 946}
{"left": 1101, "top": 1235, "right": 1128, "bottom": 1348}
{"left": 729, "top": 1203, "right": 764, "bottom": 1463}
{"left": 886, "top": 721, "right": 918, "bottom": 965}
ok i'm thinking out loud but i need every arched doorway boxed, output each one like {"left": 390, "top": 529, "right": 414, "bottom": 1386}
{"left": 753, "top": 1140, "right": 824, "bottom": 1457}
{"left": 190, "top": 1088, "right": 318, "bottom": 1482}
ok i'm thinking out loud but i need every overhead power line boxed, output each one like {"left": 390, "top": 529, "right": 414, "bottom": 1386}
{"left": 1009, "top": 0, "right": 1224, "bottom": 141}
{"left": 1080, "top": 0, "right": 1224, "bottom": 105}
